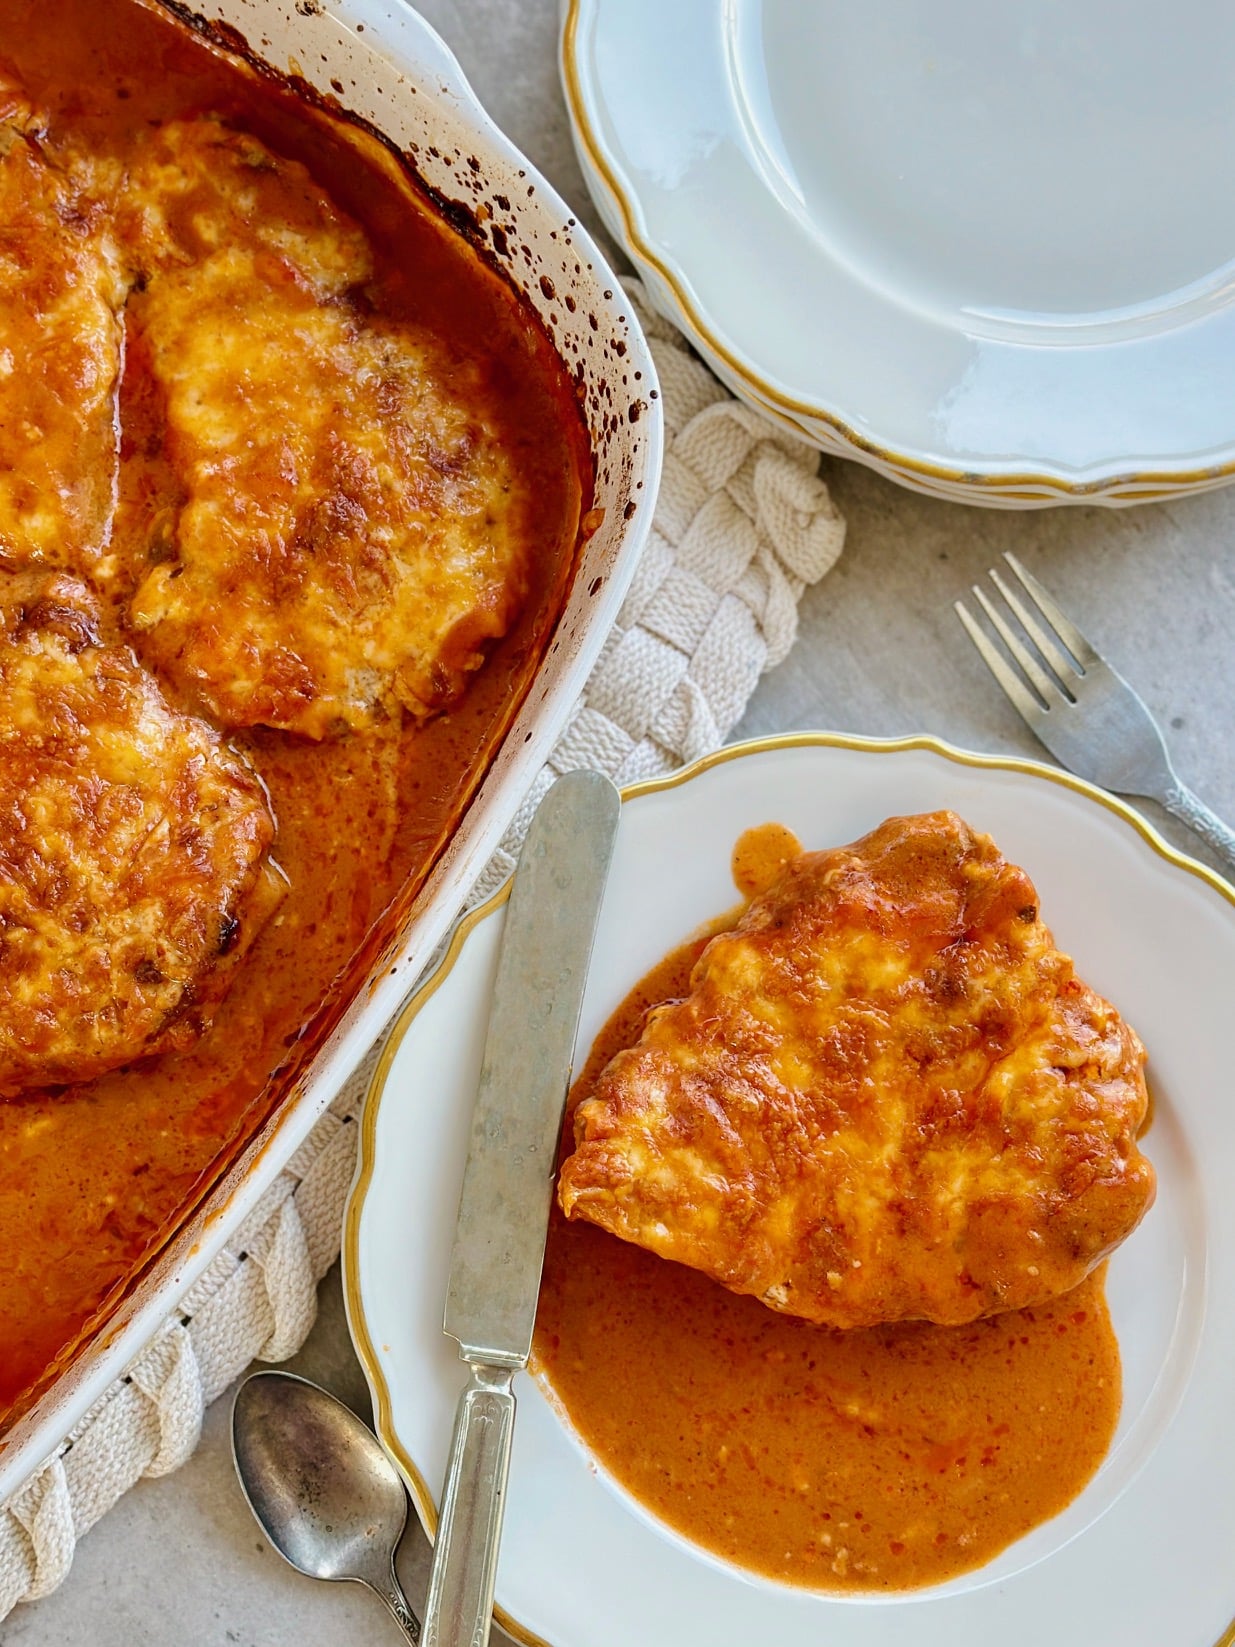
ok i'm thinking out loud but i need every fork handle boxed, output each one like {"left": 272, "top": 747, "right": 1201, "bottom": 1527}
{"left": 1161, "top": 782, "right": 1235, "bottom": 877}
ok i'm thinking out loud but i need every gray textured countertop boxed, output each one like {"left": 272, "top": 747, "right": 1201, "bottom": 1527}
{"left": 5, "top": 2, "right": 1234, "bottom": 1643}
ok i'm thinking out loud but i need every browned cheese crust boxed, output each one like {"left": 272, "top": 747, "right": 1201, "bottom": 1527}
{"left": 116, "top": 120, "right": 530, "bottom": 738}
{"left": 0, "top": 85, "right": 545, "bottom": 1100}
{"left": 0, "top": 571, "right": 284, "bottom": 1095}
{"left": 0, "top": 78, "right": 124, "bottom": 576}
{"left": 558, "top": 812, "right": 1155, "bottom": 1328}
{"left": 1, "top": 93, "right": 535, "bottom": 740}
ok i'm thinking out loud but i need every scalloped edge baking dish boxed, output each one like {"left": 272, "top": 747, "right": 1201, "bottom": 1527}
{"left": 0, "top": 0, "right": 662, "bottom": 1505}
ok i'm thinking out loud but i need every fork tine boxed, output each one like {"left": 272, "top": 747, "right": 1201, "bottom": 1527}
{"left": 1002, "top": 552, "right": 1101, "bottom": 669}
{"left": 970, "top": 584, "right": 1068, "bottom": 707}
{"left": 954, "top": 598, "right": 1048, "bottom": 725}
{"left": 988, "top": 567, "right": 1080, "bottom": 692}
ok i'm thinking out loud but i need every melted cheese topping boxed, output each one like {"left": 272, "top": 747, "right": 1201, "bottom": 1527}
{"left": 0, "top": 0, "right": 588, "bottom": 1435}
{"left": 559, "top": 812, "right": 1155, "bottom": 1329}
{"left": 0, "top": 571, "right": 283, "bottom": 1095}
{"left": 0, "top": 83, "right": 124, "bottom": 574}
{"left": 118, "top": 121, "right": 529, "bottom": 737}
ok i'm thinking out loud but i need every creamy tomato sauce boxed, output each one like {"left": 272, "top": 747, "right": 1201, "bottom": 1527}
{"left": 0, "top": 0, "right": 588, "bottom": 1428}
{"left": 532, "top": 825, "right": 1123, "bottom": 1592}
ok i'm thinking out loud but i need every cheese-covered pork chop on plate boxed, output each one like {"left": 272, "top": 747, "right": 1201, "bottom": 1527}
{"left": 559, "top": 811, "right": 1155, "bottom": 1328}
{"left": 0, "top": 570, "right": 284, "bottom": 1096}
{"left": 117, "top": 120, "right": 531, "bottom": 739}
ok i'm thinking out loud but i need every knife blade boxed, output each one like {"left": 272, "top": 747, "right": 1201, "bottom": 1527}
{"left": 423, "top": 767, "right": 620, "bottom": 1647}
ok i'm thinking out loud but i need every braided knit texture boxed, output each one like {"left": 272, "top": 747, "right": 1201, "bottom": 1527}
{"left": 0, "top": 280, "right": 844, "bottom": 1618}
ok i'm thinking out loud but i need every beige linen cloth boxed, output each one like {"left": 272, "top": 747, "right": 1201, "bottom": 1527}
{"left": 0, "top": 280, "right": 845, "bottom": 1618}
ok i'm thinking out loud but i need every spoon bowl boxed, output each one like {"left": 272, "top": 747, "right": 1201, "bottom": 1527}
{"left": 232, "top": 1369, "right": 421, "bottom": 1641}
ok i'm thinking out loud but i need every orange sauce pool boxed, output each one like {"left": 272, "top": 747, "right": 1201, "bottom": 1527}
{"left": 0, "top": 0, "right": 590, "bottom": 1430}
{"left": 532, "top": 825, "right": 1123, "bottom": 1593}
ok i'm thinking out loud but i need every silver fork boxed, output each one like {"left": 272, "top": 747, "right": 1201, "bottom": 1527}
{"left": 955, "top": 552, "right": 1235, "bottom": 876}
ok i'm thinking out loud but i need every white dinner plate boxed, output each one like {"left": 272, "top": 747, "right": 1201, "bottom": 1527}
{"left": 344, "top": 734, "right": 1235, "bottom": 1647}
{"left": 562, "top": 0, "right": 1235, "bottom": 507}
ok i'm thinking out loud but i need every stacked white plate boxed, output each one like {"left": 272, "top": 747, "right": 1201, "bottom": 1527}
{"left": 562, "top": 0, "right": 1235, "bottom": 507}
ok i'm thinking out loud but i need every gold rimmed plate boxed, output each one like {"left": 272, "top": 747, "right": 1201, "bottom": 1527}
{"left": 561, "top": 0, "right": 1235, "bottom": 507}
{"left": 344, "top": 733, "right": 1235, "bottom": 1646}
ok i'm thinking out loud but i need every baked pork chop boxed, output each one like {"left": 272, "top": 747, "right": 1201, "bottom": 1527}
{"left": 559, "top": 812, "right": 1154, "bottom": 1329}
{"left": 117, "top": 119, "right": 530, "bottom": 739}
{"left": 0, "top": 571, "right": 284, "bottom": 1095}
{"left": 0, "top": 78, "right": 124, "bottom": 575}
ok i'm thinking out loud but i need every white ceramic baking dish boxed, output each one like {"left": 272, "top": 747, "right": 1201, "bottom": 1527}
{"left": 0, "top": 0, "right": 661, "bottom": 1505}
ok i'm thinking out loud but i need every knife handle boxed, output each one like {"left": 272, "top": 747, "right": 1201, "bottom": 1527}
{"left": 423, "top": 1362, "right": 516, "bottom": 1647}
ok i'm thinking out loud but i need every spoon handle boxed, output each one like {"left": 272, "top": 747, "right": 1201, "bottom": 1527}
{"left": 374, "top": 1565, "right": 423, "bottom": 1644}
{"left": 423, "top": 1362, "right": 515, "bottom": 1647}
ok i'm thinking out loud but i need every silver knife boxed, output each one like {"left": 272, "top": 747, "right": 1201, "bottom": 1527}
{"left": 422, "top": 768, "right": 621, "bottom": 1647}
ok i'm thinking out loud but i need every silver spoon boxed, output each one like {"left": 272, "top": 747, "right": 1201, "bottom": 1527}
{"left": 232, "top": 1369, "right": 421, "bottom": 1642}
